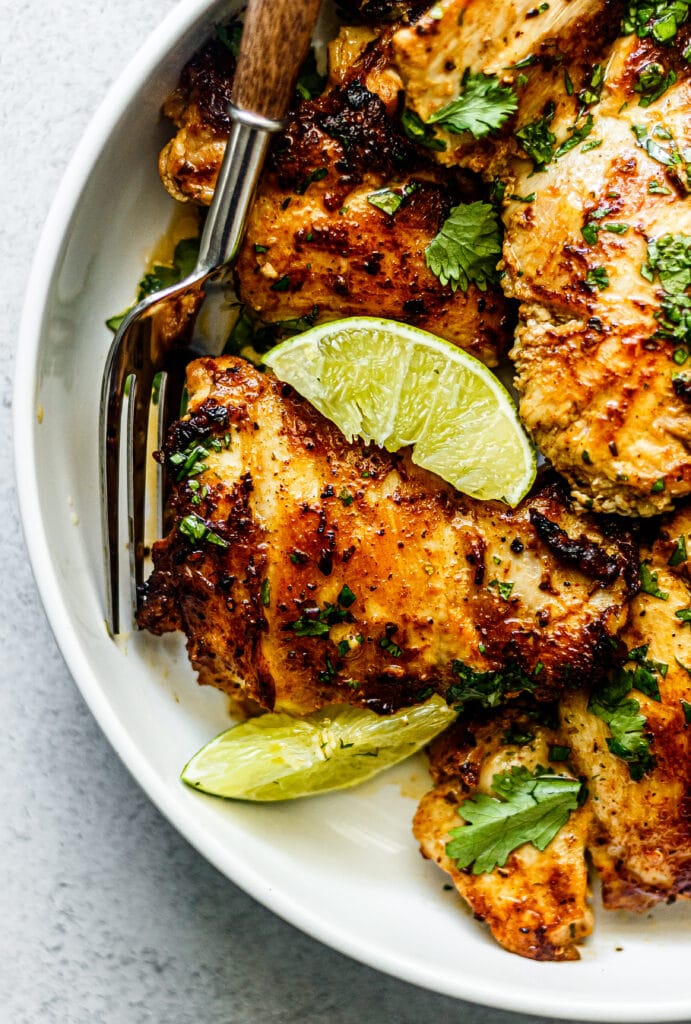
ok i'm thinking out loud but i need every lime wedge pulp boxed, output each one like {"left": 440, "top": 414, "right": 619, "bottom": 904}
{"left": 263, "top": 317, "right": 535, "bottom": 505}
{"left": 181, "top": 696, "right": 456, "bottom": 801}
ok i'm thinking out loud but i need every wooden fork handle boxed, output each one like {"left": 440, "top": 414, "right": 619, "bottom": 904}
{"left": 231, "top": 0, "right": 323, "bottom": 123}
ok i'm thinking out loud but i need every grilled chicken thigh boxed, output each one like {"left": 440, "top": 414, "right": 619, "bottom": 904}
{"left": 138, "top": 357, "right": 636, "bottom": 715}
{"left": 414, "top": 709, "right": 593, "bottom": 960}
{"left": 394, "top": 1, "right": 691, "bottom": 514}
{"left": 158, "top": 24, "right": 511, "bottom": 363}
{"left": 561, "top": 503, "right": 691, "bottom": 909}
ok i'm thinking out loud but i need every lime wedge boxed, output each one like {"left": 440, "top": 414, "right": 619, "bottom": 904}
{"left": 263, "top": 317, "right": 535, "bottom": 505}
{"left": 181, "top": 696, "right": 455, "bottom": 801}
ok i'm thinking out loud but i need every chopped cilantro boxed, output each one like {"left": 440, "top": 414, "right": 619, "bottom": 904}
{"left": 554, "top": 113, "right": 595, "bottom": 158}
{"left": 488, "top": 579, "right": 514, "bottom": 601}
{"left": 634, "top": 63, "right": 677, "bottom": 106}
{"left": 260, "top": 579, "right": 271, "bottom": 607}
{"left": 338, "top": 488, "right": 354, "bottom": 507}
{"left": 641, "top": 234, "right": 691, "bottom": 347}
{"left": 367, "top": 182, "right": 417, "bottom": 217}
{"left": 632, "top": 124, "right": 690, "bottom": 189}
{"left": 178, "top": 514, "right": 228, "bottom": 549}
{"left": 289, "top": 602, "right": 348, "bottom": 637}
{"left": 294, "top": 167, "right": 328, "bottom": 195}
{"left": 548, "top": 745, "right": 571, "bottom": 762}
{"left": 676, "top": 607, "right": 691, "bottom": 624}
{"left": 106, "top": 236, "right": 200, "bottom": 332}
{"left": 651, "top": 478, "right": 666, "bottom": 493}
{"left": 425, "top": 202, "right": 502, "bottom": 292}
{"left": 588, "top": 670, "right": 655, "bottom": 780}
{"left": 586, "top": 266, "right": 610, "bottom": 290}
{"left": 515, "top": 103, "right": 556, "bottom": 170}
{"left": 337, "top": 639, "right": 351, "bottom": 658}
{"left": 400, "top": 109, "right": 447, "bottom": 151}
{"left": 621, "top": 0, "right": 690, "bottom": 44}
{"left": 502, "top": 726, "right": 534, "bottom": 746}
{"left": 582, "top": 222, "right": 600, "bottom": 246}
{"left": 445, "top": 766, "right": 582, "bottom": 875}
{"left": 380, "top": 634, "right": 403, "bottom": 658}
{"left": 668, "top": 534, "right": 688, "bottom": 565}
{"left": 447, "top": 659, "right": 540, "bottom": 709}
{"left": 270, "top": 275, "right": 291, "bottom": 292}
{"left": 640, "top": 559, "right": 669, "bottom": 599}
{"left": 579, "top": 64, "right": 604, "bottom": 107}
{"left": 337, "top": 584, "right": 356, "bottom": 608}
{"left": 427, "top": 70, "right": 518, "bottom": 139}
{"left": 681, "top": 699, "right": 691, "bottom": 723}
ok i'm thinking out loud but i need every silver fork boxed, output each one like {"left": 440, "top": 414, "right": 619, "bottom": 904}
{"left": 100, "top": 0, "right": 322, "bottom": 635}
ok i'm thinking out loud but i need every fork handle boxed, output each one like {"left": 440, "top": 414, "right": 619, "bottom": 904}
{"left": 196, "top": 0, "right": 322, "bottom": 273}
{"left": 232, "top": 0, "right": 323, "bottom": 121}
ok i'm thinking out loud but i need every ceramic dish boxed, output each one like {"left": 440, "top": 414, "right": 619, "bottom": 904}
{"left": 14, "top": 0, "right": 691, "bottom": 1018}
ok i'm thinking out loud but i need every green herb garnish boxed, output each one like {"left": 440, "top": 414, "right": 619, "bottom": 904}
{"left": 178, "top": 514, "right": 228, "bottom": 549}
{"left": 640, "top": 559, "right": 669, "bottom": 599}
{"left": 427, "top": 70, "right": 518, "bottom": 139}
{"left": 425, "top": 202, "right": 502, "bottom": 292}
{"left": 445, "top": 766, "right": 582, "bottom": 874}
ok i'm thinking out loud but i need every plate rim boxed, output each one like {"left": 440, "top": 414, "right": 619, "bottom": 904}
{"left": 13, "top": 2, "right": 691, "bottom": 1018}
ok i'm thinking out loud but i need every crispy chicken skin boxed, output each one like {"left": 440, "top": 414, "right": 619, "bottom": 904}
{"left": 414, "top": 710, "right": 593, "bottom": 960}
{"left": 138, "top": 356, "right": 637, "bottom": 716}
{"left": 394, "top": 2, "right": 691, "bottom": 514}
{"left": 158, "top": 26, "right": 511, "bottom": 364}
{"left": 561, "top": 504, "right": 691, "bottom": 910}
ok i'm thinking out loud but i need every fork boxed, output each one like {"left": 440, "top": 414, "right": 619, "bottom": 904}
{"left": 100, "top": 0, "right": 322, "bottom": 635}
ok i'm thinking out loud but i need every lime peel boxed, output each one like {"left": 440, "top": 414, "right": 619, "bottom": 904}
{"left": 263, "top": 317, "right": 536, "bottom": 505}
{"left": 181, "top": 695, "right": 456, "bottom": 801}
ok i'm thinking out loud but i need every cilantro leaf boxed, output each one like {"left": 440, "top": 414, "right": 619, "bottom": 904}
{"left": 425, "top": 201, "right": 502, "bottom": 292}
{"left": 446, "top": 766, "right": 582, "bottom": 875}
{"left": 427, "top": 71, "right": 518, "bottom": 139}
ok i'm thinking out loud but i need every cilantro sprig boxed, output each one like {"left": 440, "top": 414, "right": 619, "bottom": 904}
{"left": 446, "top": 766, "right": 582, "bottom": 875}
{"left": 425, "top": 202, "right": 502, "bottom": 292}
{"left": 427, "top": 71, "right": 518, "bottom": 139}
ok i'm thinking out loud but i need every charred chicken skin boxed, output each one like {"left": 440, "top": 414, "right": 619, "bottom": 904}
{"left": 158, "top": 25, "right": 511, "bottom": 364}
{"left": 138, "top": 357, "right": 637, "bottom": 716}
{"left": 393, "top": 0, "right": 691, "bottom": 515}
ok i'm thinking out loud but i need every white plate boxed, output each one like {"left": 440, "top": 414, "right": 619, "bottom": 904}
{"left": 14, "top": 1, "right": 691, "bottom": 1018}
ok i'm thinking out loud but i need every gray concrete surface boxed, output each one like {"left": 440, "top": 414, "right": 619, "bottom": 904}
{"left": 2, "top": 2, "right": 579, "bottom": 1021}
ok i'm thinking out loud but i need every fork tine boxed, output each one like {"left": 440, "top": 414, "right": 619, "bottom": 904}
{"left": 100, "top": 345, "right": 128, "bottom": 637}
{"left": 126, "top": 365, "right": 156, "bottom": 622}
{"left": 156, "top": 355, "right": 187, "bottom": 538}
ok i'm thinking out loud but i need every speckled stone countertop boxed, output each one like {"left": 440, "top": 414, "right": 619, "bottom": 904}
{"left": 1, "top": 3, "right": 578, "bottom": 1022}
